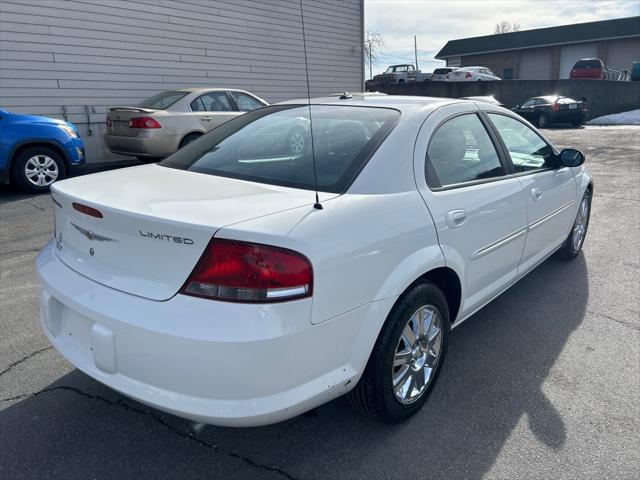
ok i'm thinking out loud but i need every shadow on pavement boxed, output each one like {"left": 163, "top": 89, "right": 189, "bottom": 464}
{"left": 0, "top": 255, "right": 588, "bottom": 479}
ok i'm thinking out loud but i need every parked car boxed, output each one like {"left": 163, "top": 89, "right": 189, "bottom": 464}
{"left": 39, "top": 96, "right": 591, "bottom": 427}
{"left": 512, "top": 95, "right": 588, "bottom": 128}
{"left": 104, "top": 88, "right": 268, "bottom": 160}
{"left": 461, "top": 96, "right": 503, "bottom": 106}
{"left": 0, "top": 108, "right": 85, "bottom": 193}
{"left": 569, "top": 58, "right": 630, "bottom": 81}
{"left": 431, "top": 67, "right": 456, "bottom": 81}
{"left": 446, "top": 66, "right": 501, "bottom": 81}
{"left": 632, "top": 62, "right": 640, "bottom": 81}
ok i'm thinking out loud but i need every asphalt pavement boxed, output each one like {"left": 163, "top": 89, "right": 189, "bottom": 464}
{"left": 1, "top": 126, "right": 638, "bottom": 479}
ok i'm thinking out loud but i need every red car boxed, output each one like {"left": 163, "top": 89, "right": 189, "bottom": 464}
{"left": 569, "top": 58, "right": 628, "bottom": 80}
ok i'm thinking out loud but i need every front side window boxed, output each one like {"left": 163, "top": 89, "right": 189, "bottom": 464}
{"left": 231, "top": 92, "right": 265, "bottom": 112}
{"left": 521, "top": 99, "right": 537, "bottom": 108}
{"left": 161, "top": 105, "right": 399, "bottom": 193}
{"left": 488, "top": 114, "right": 555, "bottom": 172}
{"left": 426, "top": 114, "right": 505, "bottom": 188}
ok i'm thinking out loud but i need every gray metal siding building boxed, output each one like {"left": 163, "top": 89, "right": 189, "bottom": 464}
{"left": 0, "top": 0, "right": 364, "bottom": 156}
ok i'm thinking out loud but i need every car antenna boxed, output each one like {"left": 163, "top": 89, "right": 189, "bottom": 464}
{"left": 299, "top": 0, "right": 323, "bottom": 210}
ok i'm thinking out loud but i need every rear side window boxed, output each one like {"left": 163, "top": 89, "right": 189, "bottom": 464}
{"left": 196, "top": 92, "right": 233, "bottom": 112}
{"left": 160, "top": 105, "right": 400, "bottom": 193}
{"left": 488, "top": 114, "right": 555, "bottom": 172}
{"left": 426, "top": 114, "right": 505, "bottom": 188}
{"left": 230, "top": 92, "right": 265, "bottom": 112}
{"left": 138, "top": 91, "right": 187, "bottom": 109}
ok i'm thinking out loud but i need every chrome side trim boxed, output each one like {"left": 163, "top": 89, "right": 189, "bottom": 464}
{"left": 529, "top": 201, "right": 574, "bottom": 231}
{"left": 470, "top": 228, "right": 527, "bottom": 260}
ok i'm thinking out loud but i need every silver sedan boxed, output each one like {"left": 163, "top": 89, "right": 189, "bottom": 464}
{"left": 104, "top": 88, "right": 268, "bottom": 160}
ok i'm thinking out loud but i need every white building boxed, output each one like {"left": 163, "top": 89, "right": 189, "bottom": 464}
{"left": 0, "top": 0, "right": 364, "bottom": 157}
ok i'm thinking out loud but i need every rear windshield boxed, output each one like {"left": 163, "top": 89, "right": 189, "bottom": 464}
{"left": 160, "top": 105, "right": 400, "bottom": 193}
{"left": 138, "top": 91, "right": 187, "bottom": 109}
{"left": 574, "top": 60, "right": 601, "bottom": 69}
{"left": 433, "top": 68, "right": 451, "bottom": 74}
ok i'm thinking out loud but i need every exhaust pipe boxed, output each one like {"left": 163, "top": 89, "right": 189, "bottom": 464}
{"left": 186, "top": 421, "right": 207, "bottom": 437}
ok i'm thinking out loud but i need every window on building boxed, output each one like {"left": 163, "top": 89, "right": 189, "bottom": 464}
{"left": 503, "top": 68, "right": 514, "bottom": 79}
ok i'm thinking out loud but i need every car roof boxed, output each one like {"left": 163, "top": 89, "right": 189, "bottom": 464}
{"left": 277, "top": 95, "right": 468, "bottom": 114}
{"left": 174, "top": 87, "right": 253, "bottom": 94}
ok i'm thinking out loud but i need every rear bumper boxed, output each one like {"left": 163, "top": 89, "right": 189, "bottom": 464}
{"left": 36, "top": 241, "right": 389, "bottom": 426}
{"left": 103, "top": 131, "right": 179, "bottom": 157}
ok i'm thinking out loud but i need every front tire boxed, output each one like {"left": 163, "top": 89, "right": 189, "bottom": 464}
{"left": 348, "top": 281, "right": 450, "bottom": 423}
{"left": 12, "top": 146, "right": 66, "bottom": 193}
{"left": 558, "top": 189, "right": 591, "bottom": 259}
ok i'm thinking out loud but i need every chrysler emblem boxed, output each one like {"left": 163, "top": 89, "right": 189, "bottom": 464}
{"left": 71, "top": 223, "right": 118, "bottom": 243}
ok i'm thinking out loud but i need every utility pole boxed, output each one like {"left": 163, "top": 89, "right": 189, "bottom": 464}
{"left": 414, "top": 35, "right": 418, "bottom": 70}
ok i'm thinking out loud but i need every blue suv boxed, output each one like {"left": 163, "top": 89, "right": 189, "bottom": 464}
{"left": 0, "top": 108, "right": 86, "bottom": 193}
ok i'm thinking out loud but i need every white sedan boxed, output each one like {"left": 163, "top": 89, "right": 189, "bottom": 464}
{"left": 38, "top": 95, "right": 591, "bottom": 427}
{"left": 447, "top": 66, "right": 501, "bottom": 81}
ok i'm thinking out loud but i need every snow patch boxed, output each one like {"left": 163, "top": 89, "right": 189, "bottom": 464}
{"left": 586, "top": 109, "right": 640, "bottom": 126}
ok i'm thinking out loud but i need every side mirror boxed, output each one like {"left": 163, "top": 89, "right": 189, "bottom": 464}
{"left": 559, "top": 148, "right": 585, "bottom": 167}
{"left": 514, "top": 105, "right": 521, "bottom": 109}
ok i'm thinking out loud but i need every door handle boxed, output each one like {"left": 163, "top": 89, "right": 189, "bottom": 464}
{"left": 201, "top": 116, "right": 214, "bottom": 121}
{"left": 446, "top": 209, "right": 467, "bottom": 229}
{"left": 531, "top": 187, "right": 543, "bottom": 200}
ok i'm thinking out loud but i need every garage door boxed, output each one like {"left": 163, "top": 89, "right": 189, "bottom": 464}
{"left": 607, "top": 39, "right": 640, "bottom": 72}
{"left": 560, "top": 43, "right": 598, "bottom": 78}
{"left": 519, "top": 49, "right": 552, "bottom": 79}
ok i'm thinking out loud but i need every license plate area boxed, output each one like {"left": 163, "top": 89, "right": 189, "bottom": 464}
{"left": 569, "top": 104, "right": 577, "bottom": 109}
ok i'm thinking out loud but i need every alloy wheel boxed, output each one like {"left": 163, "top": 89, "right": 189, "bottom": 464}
{"left": 392, "top": 305, "right": 443, "bottom": 404}
{"left": 24, "top": 155, "right": 59, "bottom": 187}
{"left": 572, "top": 196, "right": 590, "bottom": 251}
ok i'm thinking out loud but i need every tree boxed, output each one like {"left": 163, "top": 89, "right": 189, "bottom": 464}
{"left": 495, "top": 21, "right": 521, "bottom": 34}
{"left": 364, "top": 31, "right": 384, "bottom": 80}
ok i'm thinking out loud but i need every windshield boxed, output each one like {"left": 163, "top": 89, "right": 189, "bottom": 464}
{"left": 160, "top": 105, "right": 400, "bottom": 193}
{"left": 138, "top": 91, "right": 188, "bottom": 109}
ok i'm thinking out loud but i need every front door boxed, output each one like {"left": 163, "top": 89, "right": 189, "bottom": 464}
{"left": 414, "top": 104, "right": 528, "bottom": 321}
{"left": 486, "top": 113, "right": 577, "bottom": 275}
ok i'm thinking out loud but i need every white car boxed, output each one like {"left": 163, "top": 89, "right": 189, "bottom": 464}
{"left": 447, "top": 66, "right": 501, "bottom": 81}
{"left": 37, "top": 96, "right": 592, "bottom": 427}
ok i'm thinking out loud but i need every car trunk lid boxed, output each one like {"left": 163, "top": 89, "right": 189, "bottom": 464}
{"left": 51, "top": 164, "right": 327, "bottom": 300}
{"left": 107, "top": 107, "right": 157, "bottom": 136}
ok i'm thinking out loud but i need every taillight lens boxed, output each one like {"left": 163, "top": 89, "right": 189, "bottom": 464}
{"left": 129, "top": 117, "right": 161, "bottom": 128}
{"left": 552, "top": 102, "right": 559, "bottom": 111}
{"left": 181, "top": 239, "right": 313, "bottom": 302}
{"left": 465, "top": 72, "right": 472, "bottom": 78}
{"left": 106, "top": 116, "right": 112, "bottom": 128}
{"left": 72, "top": 202, "right": 103, "bottom": 218}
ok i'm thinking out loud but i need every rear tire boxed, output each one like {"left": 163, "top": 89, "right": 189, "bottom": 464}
{"left": 557, "top": 188, "right": 591, "bottom": 260}
{"left": 179, "top": 132, "right": 202, "bottom": 149}
{"left": 348, "top": 281, "right": 450, "bottom": 424}
{"left": 12, "top": 146, "right": 66, "bottom": 193}
{"left": 571, "top": 118, "right": 583, "bottom": 127}
{"left": 537, "top": 114, "right": 549, "bottom": 128}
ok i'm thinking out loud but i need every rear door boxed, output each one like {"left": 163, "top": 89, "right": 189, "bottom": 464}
{"left": 189, "top": 91, "right": 239, "bottom": 131}
{"left": 486, "top": 112, "right": 576, "bottom": 275}
{"left": 414, "top": 104, "right": 528, "bottom": 320}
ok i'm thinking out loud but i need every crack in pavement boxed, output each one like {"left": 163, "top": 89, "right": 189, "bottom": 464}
{"left": 0, "top": 346, "right": 53, "bottom": 378}
{"left": 24, "top": 200, "right": 47, "bottom": 212}
{"left": 0, "top": 385, "right": 300, "bottom": 480}
{"left": 0, "top": 248, "right": 43, "bottom": 257}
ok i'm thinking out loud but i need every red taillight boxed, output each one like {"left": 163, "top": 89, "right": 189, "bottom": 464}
{"left": 181, "top": 239, "right": 313, "bottom": 302}
{"left": 106, "top": 116, "right": 112, "bottom": 128}
{"left": 552, "top": 102, "right": 559, "bottom": 111}
{"left": 465, "top": 72, "right": 472, "bottom": 79}
{"left": 129, "top": 117, "right": 161, "bottom": 129}
{"left": 72, "top": 202, "right": 103, "bottom": 218}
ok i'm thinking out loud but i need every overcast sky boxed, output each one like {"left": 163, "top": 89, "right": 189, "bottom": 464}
{"left": 364, "top": 0, "right": 639, "bottom": 76}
